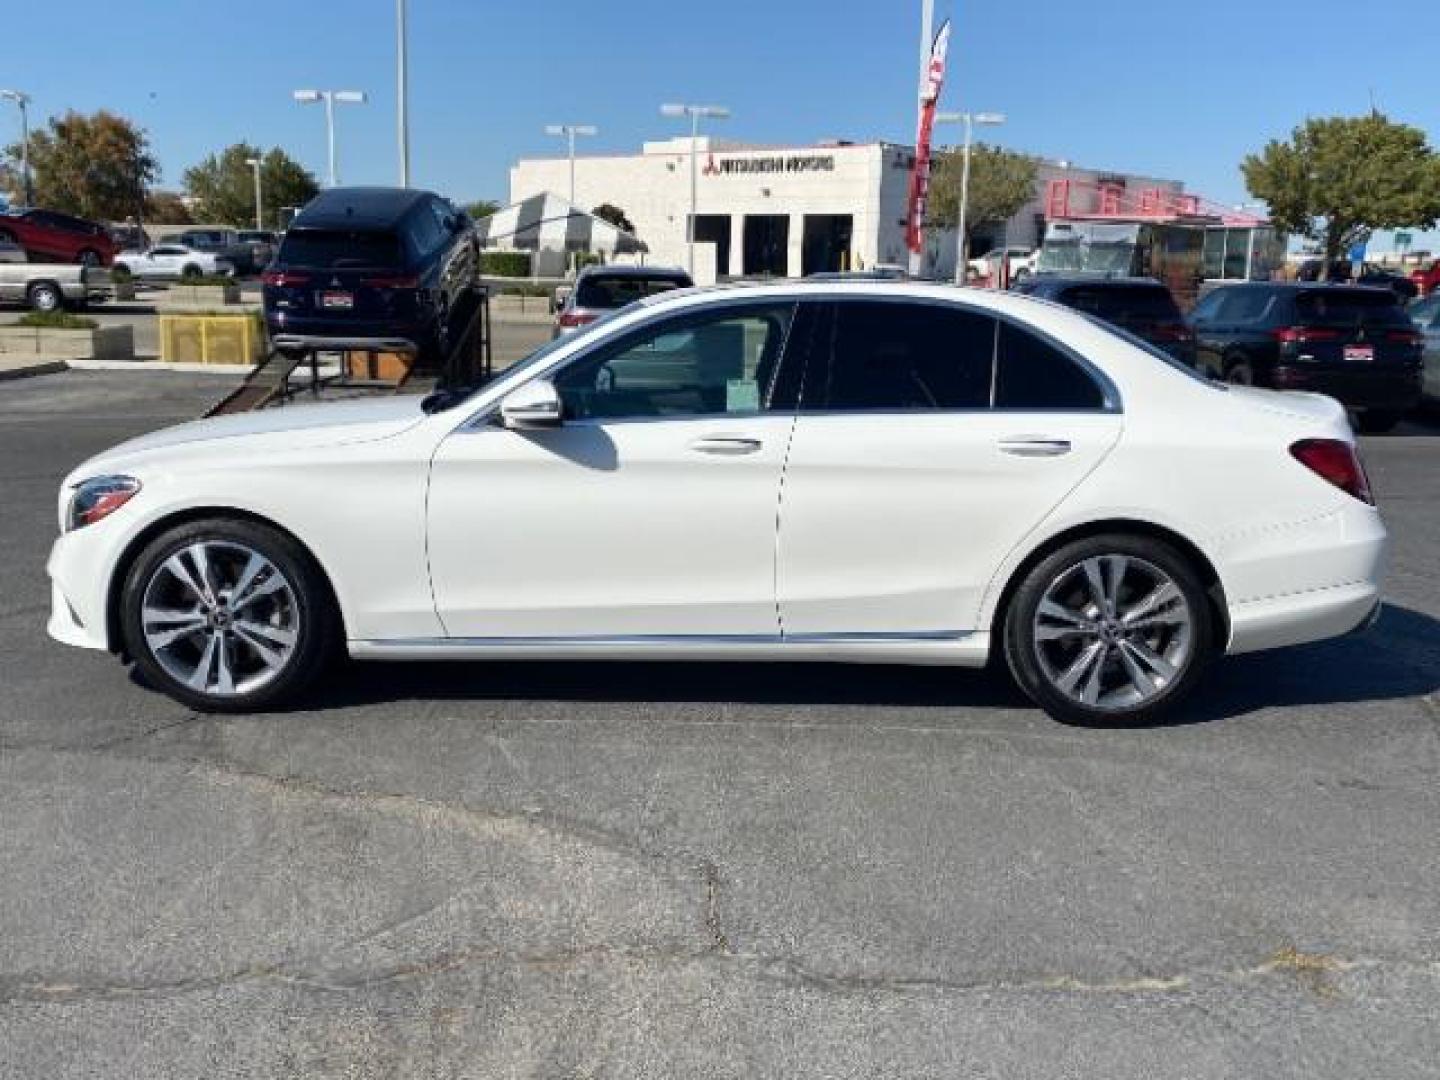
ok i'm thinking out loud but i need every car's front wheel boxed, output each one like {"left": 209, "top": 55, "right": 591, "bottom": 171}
{"left": 1003, "top": 534, "right": 1216, "bottom": 725}
{"left": 119, "top": 517, "right": 338, "bottom": 712}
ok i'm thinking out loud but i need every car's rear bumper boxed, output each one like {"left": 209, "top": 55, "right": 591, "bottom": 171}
{"left": 266, "top": 313, "right": 433, "bottom": 350}
{"left": 1271, "top": 365, "right": 1423, "bottom": 411}
{"left": 1222, "top": 502, "right": 1387, "bottom": 654}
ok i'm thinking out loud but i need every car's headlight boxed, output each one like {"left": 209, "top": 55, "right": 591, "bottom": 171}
{"left": 65, "top": 475, "right": 141, "bottom": 532}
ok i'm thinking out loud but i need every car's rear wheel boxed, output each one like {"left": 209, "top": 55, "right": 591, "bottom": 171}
{"left": 119, "top": 517, "right": 339, "bottom": 712}
{"left": 1225, "top": 359, "right": 1255, "bottom": 386}
{"left": 27, "top": 281, "right": 62, "bottom": 313}
{"left": 1003, "top": 534, "right": 1216, "bottom": 725}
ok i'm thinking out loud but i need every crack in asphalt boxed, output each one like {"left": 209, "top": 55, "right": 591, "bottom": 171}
{"left": 5, "top": 947, "right": 1432, "bottom": 1008}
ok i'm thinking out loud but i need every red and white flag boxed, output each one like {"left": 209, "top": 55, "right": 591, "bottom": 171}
{"left": 905, "top": 18, "right": 952, "bottom": 256}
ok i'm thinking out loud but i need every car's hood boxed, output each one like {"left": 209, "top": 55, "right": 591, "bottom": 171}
{"left": 75, "top": 396, "right": 428, "bottom": 477}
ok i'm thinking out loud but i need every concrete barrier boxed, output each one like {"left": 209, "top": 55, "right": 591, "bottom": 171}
{"left": 0, "top": 324, "right": 134, "bottom": 361}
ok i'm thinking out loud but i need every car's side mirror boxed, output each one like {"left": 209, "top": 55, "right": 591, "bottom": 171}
{"left": 498, "top": 379, "right": 563, "bottom": 429}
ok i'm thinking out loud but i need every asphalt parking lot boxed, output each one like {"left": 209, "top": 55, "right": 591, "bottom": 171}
{"left": 2, "top": 371, "right": 1438, "bottom": 1078}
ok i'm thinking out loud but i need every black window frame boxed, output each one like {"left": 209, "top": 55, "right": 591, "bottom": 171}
{"left": 797, "top": 296, "right": 1119, "bottom": 415}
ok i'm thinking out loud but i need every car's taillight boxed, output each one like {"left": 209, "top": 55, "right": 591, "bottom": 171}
{"left": 557, "top": 309, "right": 598, "bottom": 328}
{"left": 362, "top": 273, "right": 421, "bottom": 288}
{"left": 1386, "top": 328, "right": 1423, "bottom": 345}
{"left": 1273, "top": 326, "right": 1341, "bottom": 344}
{"left": 1290, "top": 439, "right": 1374, "bottom": 506}
{"left": 262, "top": 270, "right": 311, "bottom": 286}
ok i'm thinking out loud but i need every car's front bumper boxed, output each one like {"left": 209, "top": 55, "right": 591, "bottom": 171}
{"left": 46, "top": 529, "right": 113, "bottom": 652}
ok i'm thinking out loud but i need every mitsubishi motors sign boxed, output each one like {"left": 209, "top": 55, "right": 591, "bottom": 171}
{"left": 703, "top": 152, "right": 837, "bottom": 177}
{"left": 905, "top": 18, "right": 951, "bottom": 256}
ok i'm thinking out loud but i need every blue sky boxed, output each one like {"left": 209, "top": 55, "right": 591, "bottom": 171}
{"left": 5, "top": 0, "right": 1439, "bottom": 248}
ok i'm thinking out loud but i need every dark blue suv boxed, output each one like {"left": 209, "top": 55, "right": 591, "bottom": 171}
{"left": 263, "top": 187, "right": 476, "bottom": 361}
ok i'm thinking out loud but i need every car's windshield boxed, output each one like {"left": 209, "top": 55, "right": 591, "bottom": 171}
{"left": 575, "top": 274, "right": 687, "bottom": 309}
{"left": 278, "top": 228, "right": 403, "bottom": 269}
{"left": 1295, "top": 288, "right": 1407, "bottom": 327}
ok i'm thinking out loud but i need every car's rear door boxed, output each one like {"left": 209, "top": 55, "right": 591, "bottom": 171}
{"left": 776, "top": 297, "right": 1123, "bottom": 638}
{"left": 427, "top": 300, "right": 812, "bottom": 639}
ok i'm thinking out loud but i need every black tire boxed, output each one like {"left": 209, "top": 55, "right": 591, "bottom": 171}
{"left": 119, "top": 517, "right": 340, "bottom": 713}
{"left": 181, "top": 263, "right": 202, "bottom": 280}
{"left": 1003, "top": 533, "right": 1217, "bottom": 726}
{"left": 27, "top": 281, "right": 63, "bottom": 313}
{"left": 1225, "top": 359, "right": 1255, "bottom": 386}
{"left": 1355, "top": 410, "right": 1400, "bottom": 434}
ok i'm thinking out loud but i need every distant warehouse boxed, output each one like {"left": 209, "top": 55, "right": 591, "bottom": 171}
{"left": 509, "top": 134, "right": 1184, "bottom": 282}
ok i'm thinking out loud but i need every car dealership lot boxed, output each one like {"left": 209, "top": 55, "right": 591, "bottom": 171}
{"left": 2, "top": 372, "right": 1439, "bottom": 1077}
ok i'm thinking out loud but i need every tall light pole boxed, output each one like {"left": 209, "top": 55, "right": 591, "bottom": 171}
{"left": 396, "top": 0, "right": 410, "bottom": 187}
{"left": 937, "top": 111, "right": 1006, "bottom": 284}
{"left": 544, "top": 124, "right": 597, "bottom": 205}
{"left": 1, "top": 90, "right": 33, "bottom": 205}
{"left": 660, "top": 103, "right": 729, "bottom": 275}
{"left": 245, "top": 156, "right": 264, "bottom": 230}
{"left": 292, "top": 89, "right": 367, "bottom": 187}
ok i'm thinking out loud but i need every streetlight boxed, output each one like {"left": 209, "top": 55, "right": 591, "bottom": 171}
{"left": 292, "top": 89, "right": 367, "bottom": 187}
{"left": 1, "top": 90, "right": 33, "bottom": 205}
{"left": 660, "top": 103, "right": 730, "bottom": 275}
{"left": 245, "top": 156, "right": 264, "bottom": 231}
{"left": 936, "top": 110, "right": 1006, "bottom": 284}
{"left": 396, "top": 0, "right": 410, "bottom": 187}
{"left": 544, "top": 124, "right": 598, "bottom": 206}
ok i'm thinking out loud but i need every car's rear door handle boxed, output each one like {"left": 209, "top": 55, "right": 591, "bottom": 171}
{"left": 998, "top": 436, "right": 1072, "bottom": 457}
{"left": 689, "top": 435, "right": 762, "bottom": 456}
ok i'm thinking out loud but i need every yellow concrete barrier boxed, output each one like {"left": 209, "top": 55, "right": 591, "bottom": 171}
{"left": 159, "top": 314, "right": 264, "bottom": 366}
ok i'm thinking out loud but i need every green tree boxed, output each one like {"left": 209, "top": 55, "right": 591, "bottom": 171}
{"left": 1242, "top": 113, "right": 1440, "bottom": 278}
{"left": 4, "top": 110, "right": 157, "bottom": 221}
{"left": 183, "top": 143, "right": 319, "bottom": 229}
{"left": 464, "top": 199, "right": 502, "bottom": 220}
{"left": 145, "top": 190, "right": 193, "bottom": 225}
{"left": 592, "top": 202, "right": 635, "bottom": 233}
{"left": 927, "top": 143, "right": 1040, "bottom": 261}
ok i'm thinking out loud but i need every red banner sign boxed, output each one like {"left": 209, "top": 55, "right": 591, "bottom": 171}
{"left": 905, "top": 19, "right": 952, "bottom": 256}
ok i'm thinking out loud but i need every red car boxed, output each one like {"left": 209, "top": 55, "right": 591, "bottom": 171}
{"left": 0, "top": 208, "right": 117, "bottom": 266}
{"left": 1409, "top": 260, "right": 1440, "bottom": 298}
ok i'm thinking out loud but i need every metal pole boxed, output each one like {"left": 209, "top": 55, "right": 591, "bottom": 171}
{"left": 325, "top": 92, "right": 337, "bottom": 187}
{"left": 253, "top": 162, "right": 264, "bottom": 230}
{"left": 688, "top": 108, "right": 699, "bottom": 275}
{"left": 955, "top": 115, "right": 973, "bottom": 285}
{"left": 18, "top": 97, "right": 31, "bottom": 205}
{"left": 396, "top": 0, "right": 410, "bottom": 187}
{"left": 568, "top": 128, "right": 577, "bottom": 205}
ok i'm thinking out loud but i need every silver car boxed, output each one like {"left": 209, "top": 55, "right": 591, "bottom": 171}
{"left": 113, "top": 243, "right": 234, "bottom": 280}
{"left": 1410, "top": 294, "right": 1440, "bottom": 403}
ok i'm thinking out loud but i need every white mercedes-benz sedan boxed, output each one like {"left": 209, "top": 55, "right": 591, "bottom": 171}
{"left": 47, "top": 281, "right": 1386, "bottom": 724}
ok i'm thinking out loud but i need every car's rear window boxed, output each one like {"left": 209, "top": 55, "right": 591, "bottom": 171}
{"left": 575, "top": 274, "right": 688, "bottom": 309}
{"left": 1295, "top": 288, "right": 1407, "bottom": 326}
{"left": 278, "top": 229, "right": 403, "bottom": 269}
{"left": 1059, "top": 285, "right": 1180, "bottom": 321}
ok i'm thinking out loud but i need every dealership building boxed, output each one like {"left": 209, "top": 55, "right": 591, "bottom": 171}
{"left": 508, "top": 136, "right": 1185, "bottom": 282}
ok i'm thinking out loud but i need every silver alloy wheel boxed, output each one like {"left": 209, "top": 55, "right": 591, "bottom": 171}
{"left": 139, "top": 541, "right": 300, "bottom": 697}
{"left": 1032, "top": 554, "right": 1193, "bottom": 710}
{"left": 30, "top": 284, "right": 60, "bottom": 312}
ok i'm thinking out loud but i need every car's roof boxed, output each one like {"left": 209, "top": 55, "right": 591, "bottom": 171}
{"left": 292, "top": 186, "right": 434, "bottom": 229}
{"left": 578, "top": 264, "right": 689, "bottom": 280}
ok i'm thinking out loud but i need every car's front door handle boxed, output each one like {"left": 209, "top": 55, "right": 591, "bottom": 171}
{"left": 998, "top": 436, "right": 1072, "bottom": 457}
{"left": 689, "top": 435, "right": 762, "bottom": 456}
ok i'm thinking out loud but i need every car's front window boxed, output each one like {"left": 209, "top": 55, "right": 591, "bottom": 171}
{"left": 553, "top": 304, "right": 795, "bottom": 420}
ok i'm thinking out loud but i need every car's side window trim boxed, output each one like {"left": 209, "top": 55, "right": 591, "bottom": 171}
{"left": 796, "top": 294, "right": 1120, "bottom": 416}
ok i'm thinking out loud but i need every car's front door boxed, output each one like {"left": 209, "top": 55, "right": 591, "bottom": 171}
{"left": 427, "top": 300, "right": 809, "bottom": 639}
{"left": 776, "top": 298, "right": 1123, "bottom": 638}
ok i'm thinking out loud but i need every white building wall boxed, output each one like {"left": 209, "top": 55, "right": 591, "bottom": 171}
{"left": 509, "top": 138, "right": 1180, "bottom": 281}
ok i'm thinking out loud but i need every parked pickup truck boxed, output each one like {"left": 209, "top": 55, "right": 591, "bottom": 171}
{"left": 0, "top": 262, "right": 95, "bottom": 312}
